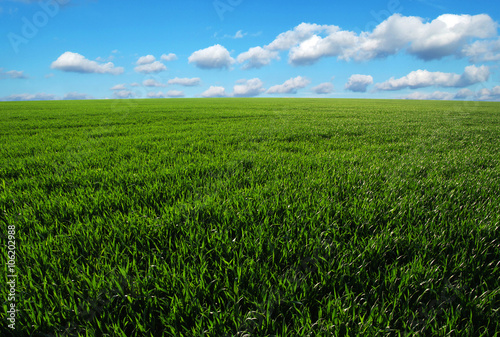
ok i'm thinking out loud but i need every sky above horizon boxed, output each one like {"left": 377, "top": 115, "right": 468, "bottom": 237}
{"left": 1, "top": 0, "right": 500, "bottom": 101}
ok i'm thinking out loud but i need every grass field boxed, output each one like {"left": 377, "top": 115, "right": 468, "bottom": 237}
{"left": 1, "top": 98, "right": 499, "bottom": 336}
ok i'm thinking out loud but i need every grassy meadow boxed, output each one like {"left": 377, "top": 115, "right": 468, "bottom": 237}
{"left": 0, "top": 98, "right": 499, "bottom": 336}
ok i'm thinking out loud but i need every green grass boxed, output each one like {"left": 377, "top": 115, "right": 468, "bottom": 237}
{"left": 1, "top": 98, "right": 499, "bottom": 336}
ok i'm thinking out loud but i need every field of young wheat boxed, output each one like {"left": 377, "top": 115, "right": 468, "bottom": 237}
{"left": 1, "top": 98, "right": 499, "bottom": 336}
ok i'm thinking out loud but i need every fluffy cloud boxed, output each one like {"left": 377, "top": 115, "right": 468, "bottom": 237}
{"left": 233, "top": 30, "right": 245, "bottom": 39}
{"left": 458, "top": 65, "right": 491, "bottom": 86}
{"left": 0, "top": 69, "right": 28, "bottom": 79}
{"left": 136, "top": 55, "right": 156, "bottom": 65}
{"left": 2, "top": 93, "right": 56, "bottom": 101}
{"left": 134, "top": 61, "right": 167, "bottom": 74}
{"left": 402, "top": 86, "right": 500, "bottom": 101}
{"left": 401, "top": 91, "right": 455, "bottom": 100}
{"left": 110, "top": 84, "right": 127, "bottom": 90}
{"left": 1, "top": 92, "right": 93, "bottom": 101}
{"left": 311, "top": 82, "right": 334, "bottom": 94}
{"left": 201, "top": 86, "right": 227, "bottom": 97}
{"left": 147, "top": 90, "right": 185, "bottom": 98}
{"left": 188, "top": 44, "right": 235, "bottom": 70}
{"left": 51, "top": 52, "right": 124, "bottom": 75}
{"left": 375, "top": 65, "right": 490, "bottom": 91}
{"left": 266, "top": 23, "right": 336, "bottom": 51}
{"left": 161, "top": 53, "right": 178, "bottom": 62}
{"left": 202, "top": 13, "right": 497, "bottom": 70}
{"left": 147, "top": 92, "right": 165, "bottom": 98}
{"left": 237, "top": 47, "right": 280, "bottom": 69}
{"left": 63, "top": 92, "right": 93, "bottom": 100}
{"left": 143, "top": 79, "right": 166, "bottom": 87}
{"left": 165, "top": 90, "right": 185, "bottom": 97}
{"left": 113, "top": 90, "right": 135, "bottom": 99}
{"left": 267, "top": 76, "right": 310, "bottom": 94}
{"left": 134, "top": 54, "right": 174, "bottom": 73}
{"left": 476, "top": 86, "right": 500, "bottom": 101}
{"left": 462, "top": 38, "right": 500, "bottom": 62}
{"left": 167, "top": 77, "right": 201, "bottom": 86}
{"left": 218, "top": 30, "right": 249, "bottom": 39}
{"left": 231, "top": 23, "right": 338, "bottom": 69}
{"left": 289, "top": 30, "right": 359, "bottom": 65}
{"left": 265, "top": 14, "right": 497, "bottom": 66}
{"left": 345, "top": 75, "right": 373, "bottom": 92}
{"left": 405, "top": 14, "right": 497, "bottom": 61}
{"left": 455, "top": 88, "right": 476, "bottom": 99}
{"left": 233, "top": 78, "right": 265, "bottom": 97}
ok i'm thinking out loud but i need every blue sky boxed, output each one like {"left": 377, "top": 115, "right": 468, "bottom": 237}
{"left": 1, "top": 0, "right": 500, "bottom": 101}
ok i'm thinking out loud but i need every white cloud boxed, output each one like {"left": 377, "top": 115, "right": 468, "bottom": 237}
{"left": 143, "top": 79, "right": 166, "bottom": 87}
{"left": 2, "top": 93, "right": 56, "bottom": 101}
{"left": 267, "top": 76, "right": 311, "bottom": 94}
{"left": 311, "top": 82, "right": 334, "bottom": 94}
{"left": 201, "top": 86, "right": 227, "bottom": 97}
{"left": 188, "top": 44, "right": 235, "bottom": 70}
{"left": 358, "top": 15, "right": 424, "bottom": 60}
{"left": 97, "top": 55, "right": 115, "bottom": 62}
{"left": 147, "top": 90, "right": 185, "bottom": 98}
{"left": 0, "top": 69, "right": 28, "bottom": 79}
{"left": 264, "top": 14, "right": 498, "bottom": 66}
{"left": 345, "top": 75, "right": 373, "bottom": 92}
{"left": 405, "top": 14, "right": 497, "bottom": 61}
{"left": 134, "top": 61, "right": 167, "bottom": 74}
{"left": 375, "top": 65, "right": 490, "bottom": 91}
{"left": 237, "top": 47, "right": 280, "bottom": 69}
{"left": 166, "top": 90, "right": 185, "bottom": 97}
{"left": 2, "top": 91, "right": 92, "bottom": 101}
{"left": 401, "top": 91, "right": 455, "bottom": 100}
{"left": 147, "top": 92, "right": 164, "bottom": 98}
{"left": 401, "top": 86, "right": 500, "bottom": 101}
{"left": 455, "top": 88, "right": 476, "bottom": 99}
{"left": 458, "top": 65, "right": 491, "bottom": 86}
{"left": 268, "top": 23, "right": 360, "bottom": 65}
{"left": 63, "top": 92, "right": 93, "bottom": 100}
{"left": 233, "top": 78, "right": 265, "bottom": 97}
{"left": 51, "top": 52, "right": 124, "bottom": 75}
{"left": 130, "top": 82, "right": 141, "bottom": 87}
{"left": 289, "top": 30, "right": 359, "bottom": 65}
{"left": 216, "top": 30, "right": 249, "bottom": 39}
{"left": 462, "top": 38, "right": 500, "bottom": 62}
{"left": 220, "top": 30, "right": 247, "bottom": 39}
{"left": 266, "top": 23, "right": 336, "bottom": 51}
{"left": 234, "top": 30, "right": 245, "bottom": 39}
{"left": 475, "top": 86, "right": 500, "bottom": 101}
{"left": 167, "top": 77, "right": 201, "bottom": 86}
{"left": 476, "top": 88, "right": 492, "bottom": 101}
{"left": 224, "top": 13, "right": 497, "bottom": 69}
{"left": 110, "top": 84, "right": 127, "bottom": 90}
{"left": 136, "top": 55, "right": 156, "bottom": 65}
{"left": 113, "top": 90, "right": 135, "bottom": 99}
{"left": 161, "top": 53, "right": 178, "bottom": 62}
